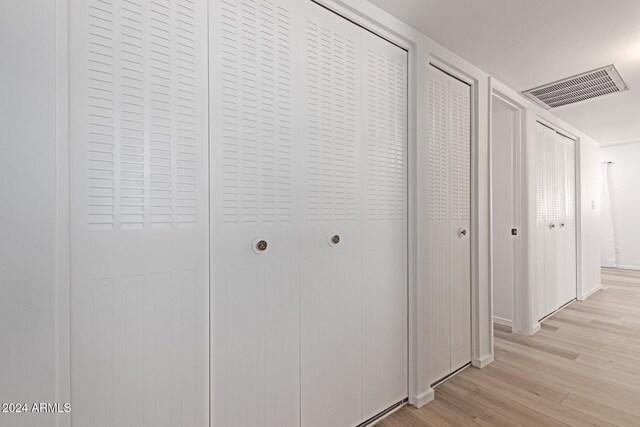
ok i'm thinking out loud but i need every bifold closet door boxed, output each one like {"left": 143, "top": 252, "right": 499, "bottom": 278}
{"left": 299, "top": 2, "right": 408, "bottom": 426}
{"left": 535, "top": 122, "right": 577, "bottom": 318}
{"left": 211, "top": 0, "right": 301, "bottom": 426}
{"left": 69, "top": 0, "right": 209, "bottom": 426}
{"left": 426, "top": 65, "right": 471, "bottom": 382}
{"left": 212, "top": 1, "right": 408, "bottom": 426}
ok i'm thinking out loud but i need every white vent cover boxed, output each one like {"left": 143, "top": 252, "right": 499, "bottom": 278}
{"left": 523, "top": 65, "right": 628, "bottom": 109}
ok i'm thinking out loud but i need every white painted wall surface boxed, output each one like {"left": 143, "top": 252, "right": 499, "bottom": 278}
{"left": 578, "top": 137, "right": 602, "bottom": 298}
{"left": 600, "top": 142, "right": 640, "bottom": 269}
{"left": 0, "top": 1, "right": 60, "bottom": 426}
{"left": 491, "top": 100, "right": 515, "bottom": 326}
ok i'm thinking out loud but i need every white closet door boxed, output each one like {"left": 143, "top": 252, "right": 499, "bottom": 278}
{"left": 535, "top": 123, "right": 548, "bottom": 319}
{"left": 448, "top": 77, "right": 472, "bottom": 371}
{"left": 299, "top": 4, "right": 363, "bottom": 427}
{"left": 426, "top": 65, "right": 471, "bottom": 381}
{"left": 299, "top": 3, "right": 408, "bottom": 426}
{"left": 536, "top": 123, "right": 577, "bottom": 319}
{"left": 69, "top": 0, "right": 209, "bottom": 425}
{"left": 426, "top": 65, "right": 452, "bottom": 381}
{"left": 558, "top": 134, "right": 577, "bottom": 306}
{"left": 361, "top": 29, "right": 408, "bottom": 420}
{"left": 210, "top": 1, "right": 301, "bottom": 426}
{"left": 543, "top": 125, "right": 559, "bottom": 315}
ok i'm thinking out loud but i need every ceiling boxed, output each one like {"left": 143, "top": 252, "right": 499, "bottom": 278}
{"left": 367, "top": 0, "right": 640, "bottom": 144}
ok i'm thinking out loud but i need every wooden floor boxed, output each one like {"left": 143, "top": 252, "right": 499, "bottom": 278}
{"left": 379, "top": 267, "right": 640, "bottom": 426}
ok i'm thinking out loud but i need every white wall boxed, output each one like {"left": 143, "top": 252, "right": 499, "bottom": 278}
{"left": 0, "top": 1, "right": 61, "bottom": 426}
{"left": 600, "top": 142, "right": 640, "bottom": 269}
{"left": 578, "top": 137, "right": 603, "bottom": 298}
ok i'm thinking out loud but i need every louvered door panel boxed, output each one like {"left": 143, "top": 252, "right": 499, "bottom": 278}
{"left": 210, "top": 0, "right": 300, "bottom": 426}
{"left": 448, "top": 77, "right": 471, "bottom": 372}
{"left": 361, "top": 31, "right": 408, "bottom": 420}
{"left": 426, "top": 65, "right": 451, "bottom": 381}
{"left": 69, "top": 0, "right": 209, "bottom": 425}
{"left": 426, "top": 65, "right": 471, "bottom": 383}
{"left": 535, "top": 123, "right": 547, "bottom": 319}
{"left": 543, "top": 125, "right": 559, "bottom": 314}
{"left": 558, "top": 134, "right": 577, "bottom": 307}
{"left": 299, "top": 3, "right": 363, "bottom": 426}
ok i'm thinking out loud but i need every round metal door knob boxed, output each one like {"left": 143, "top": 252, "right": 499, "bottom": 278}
{"left": 256, "top": 240, "right": 268, "bottom": 251}
{"left": 252, "top": 237, "right": 269, "bottom": 254}
{"left": 331, "top": 234, "right": 340, "bottom": 245}
{"left": 549, "top": 223, "right": 556, "bottom": 229}
{"left": 458, "top": 228, "right": 467, "bottom": 237}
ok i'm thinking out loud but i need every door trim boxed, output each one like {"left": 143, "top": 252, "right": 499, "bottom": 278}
{"left": 489, "top": 82, "right": 531, "bottom": 336}
{"left": 429, "top": 56, "right": 483, "bottom": 371}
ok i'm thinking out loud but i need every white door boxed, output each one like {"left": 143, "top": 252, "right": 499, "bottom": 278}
{"left": 535, "top": 123, "right": 548, "bottom": 320}
{"left": 426, "top": 65, "right": 471, "bottom": 382}
{"left": 299, "top": 6, "right": 364, "bottom": 426}
{"left": 299, "top": 3, "right": 408, "bottom": 426}
{"left": 210, "top": 0, "right": 301, "bottom": 426}
{"left": 69, "top": 0, "right": 209, "bottom": 426}
{"left": 543, "top": 124, "right": 559, "bottom": 315}
{"left": 211, "top": 1, "right": 408, "bottom": 426}
{"left": 558, "top": 133, "right": 577, "bottom": 306}
{"left": 536, "top": 122, "right": 577, "bottom": 319}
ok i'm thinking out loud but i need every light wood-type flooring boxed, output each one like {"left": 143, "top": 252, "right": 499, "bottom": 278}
{"left": 378, "top": 267, "right": 640, "bottom": 426}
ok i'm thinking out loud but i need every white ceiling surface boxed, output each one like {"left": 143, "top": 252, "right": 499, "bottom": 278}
{"left": 367, "top": 0, "right": 640, "bottom": 144}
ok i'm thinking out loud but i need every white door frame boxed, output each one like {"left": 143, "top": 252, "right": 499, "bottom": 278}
{"left": 489, "top": 80, "right": 531, "bottom": 336}
{"left": 428, "top": 57, "right": 484, "bottom": 369}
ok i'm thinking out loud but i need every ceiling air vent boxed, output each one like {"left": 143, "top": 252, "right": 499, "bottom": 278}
{"left": 522, "top": 65, "right": 628, "bottom": 109}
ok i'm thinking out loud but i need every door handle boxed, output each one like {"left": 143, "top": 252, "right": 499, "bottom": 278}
{"left": 458, "top": 228, "right": 467, "bottom": 238}
{"left": 559, "top": 222, "right": 566, "bottom": 228}
{"left": 549, "top": 223, "right": 556, "bottom": 229}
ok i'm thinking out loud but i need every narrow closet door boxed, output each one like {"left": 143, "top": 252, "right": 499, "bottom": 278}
{"left": 299, "top": 4, "right": 364, "bottom": 426}
{"left": 559, "top": 134, "right": 577, "bottom": 305}
{"left": 543, "top": 125, "right": 559, "bottom": 315}
{"left": 448, "top": 77, "right": 472, "bottom": 371}
{"left": 210, "top": 1, "right": 301, "bottom": 426}
{"left": 535, "top": 123, "right": 548, "bottom": 320}
{"left": 69, "top": 0, "right": 209, "bottom": 425}
{"left": 362, "top": 29, "right": 408, "bottom": 420}
{"left": 426, "top": 65, "right": 471, "bottom": 381}
{"left": 426, "top": 65, "right": 452, "bottom": 381}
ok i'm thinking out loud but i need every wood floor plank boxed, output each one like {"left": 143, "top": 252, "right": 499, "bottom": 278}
{"left": 380, "top": 268, "right": 640, "bottom": 426}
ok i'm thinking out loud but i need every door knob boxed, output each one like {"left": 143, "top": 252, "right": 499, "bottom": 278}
{"left": 549, "top": 223, "right": 556, "bottom": 229}
{"left": 559, "top": 222, "right": 566, "bottom": 228}
{"left": 256, "top": 240, "right": 268, "bottom": 251}
{"left": 458, "top": 228, "right": 467, "bottom": 237}
{"left": 328, "top": 233, "right": 341, "bottom": 246}
{"left": 252, "top": 237, "right": 269, "bottom": 254}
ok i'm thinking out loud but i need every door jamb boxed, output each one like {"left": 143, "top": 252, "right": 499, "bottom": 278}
{"left": 489, "top": 82, "right": 530, "bottom": 336}
{"left": 428, "top": 57, "right": 485, "bottom": 369}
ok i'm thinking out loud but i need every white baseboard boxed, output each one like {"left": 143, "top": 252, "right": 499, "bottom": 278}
{"left": 493, "top": 316, "right": 512, "bottom": 328}
{"left": 611, "top": 264, "right": 640, "bottom": 271}
{"left": 472, "top": 354, "right": 493, "bottom": 369}
{"left": 410, "top": 388, "right": 434, "bottom": 408}
{"left": 527, "top": 322, "right": 541, "bottom": 336}
{"left": 579, "top": 284, "right": 602, "bottom": 301}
